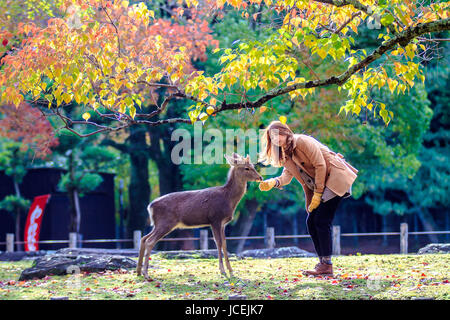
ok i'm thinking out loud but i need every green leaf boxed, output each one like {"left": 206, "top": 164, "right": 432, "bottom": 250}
{"left": 130, "top": 105, "right": 136, "bottom": 119}
{"left": 380, "top": 14, "right": 395, "bottom": 26}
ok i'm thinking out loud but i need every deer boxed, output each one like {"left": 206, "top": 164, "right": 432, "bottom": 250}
{"left": 136, "top": 153, "right": 263, "bottom": 279}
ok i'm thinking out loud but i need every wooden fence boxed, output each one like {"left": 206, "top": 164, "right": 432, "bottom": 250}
{"left": 2, "top": 223, "right": 450, "bottom": 254}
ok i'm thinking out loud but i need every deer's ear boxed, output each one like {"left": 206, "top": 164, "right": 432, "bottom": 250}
{"left": 224, "top": 154, "right": 236, "bottom": 166}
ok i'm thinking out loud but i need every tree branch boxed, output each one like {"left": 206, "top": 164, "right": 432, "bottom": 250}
{"left": 37, "top": 17, "right": 450, "bottom": 136}
{"left": 313, "top": 0, "right": 369, "bottom": 13}
{"left": 215, "top": 18, "right": 450, "bottom": 113}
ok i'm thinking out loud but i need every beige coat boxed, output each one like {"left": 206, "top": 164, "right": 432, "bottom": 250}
{"left": 275, "top": 134, "right": 358, "bottom": 212}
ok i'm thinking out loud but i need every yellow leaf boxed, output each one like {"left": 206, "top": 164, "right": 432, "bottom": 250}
{"left": 130, "top": 105, "right": 136, "bottom": 119}
{"left": 316, "top": 48, "right": 327, "bottom": 60}
{"left": 260, "top": 106, "right": 267, "bottom": 113}
{"left": 283, "top": 12, "right": 290, "bottom": 25}
{"left": 405, "top": 44, "right": 416, "bottom": 60}
{"left": 82, "top": 112, "right": 91, "bottom": 121}
{"left": 62, "top": 93, "right": 72, "bottom": 104}
{"left": 206, "top": 106, "right": 215, "bottom": 115}
{"left": 279, "top": 115, "right": 287, "bottom": 124}
{"left": 387, "top": 79, "right": 398, "bottom": 93}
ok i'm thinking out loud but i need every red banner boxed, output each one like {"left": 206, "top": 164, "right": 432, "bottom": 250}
{"left": 24, "top": 194, "right": 51, "bottom": 252}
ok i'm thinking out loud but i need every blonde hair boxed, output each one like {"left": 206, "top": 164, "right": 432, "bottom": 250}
{"left": 258, "top": 121, "right": 295, "bottom": 167}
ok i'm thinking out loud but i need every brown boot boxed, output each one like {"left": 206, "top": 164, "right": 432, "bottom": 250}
{"left": 303, "top": 262, "right": 333, "bottom": 277}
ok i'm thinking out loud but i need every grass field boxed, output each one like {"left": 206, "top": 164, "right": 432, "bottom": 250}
{"left": 0, "top": 254, "right": 448, "bottom": 300}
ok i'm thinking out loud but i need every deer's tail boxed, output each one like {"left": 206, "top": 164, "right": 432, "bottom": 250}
{"left": 147, "top": 203, "right": 155, "bottom": 227}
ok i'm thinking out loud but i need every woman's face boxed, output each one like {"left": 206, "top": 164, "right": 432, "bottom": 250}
{"left": 269, "top": 129, "right": 287, "bottom": 147}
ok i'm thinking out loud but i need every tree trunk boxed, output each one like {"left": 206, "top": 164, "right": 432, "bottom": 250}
{"left": 352, "top": 210, "right": 359, "bottom": 248}
{"left": 15, "top": 208, "right": 22, "bottom": 251}
{"left": 13, "top": 181, "right": 23, "bottom": 251}
{"left": 292, "top": 213, "right": 298, "bottom": 246}
{"left": 67, "top": 151, "right": 82, "bottom": 235}
{"left": 232, "top": 198, "right": 259, "bottom": 254}
{"left": 101, "top": 124, "right": 152, "bottom": 244}
{"left": 381, "top": 214, "right": 389, "bottom": 247}
{"left": 73, "top": 189, "right": 81, "bottom": 234}
{"left": 127, "top": 125, "right": 151, "bottom": 237}
{"left": 148, "top": 101, "right": 183, "bottom": 196}
{"left": 68, "top": 188, "right": 77, "bottom": 234}
{"left": 148, "top": 126, "right": 187, "bottom": 249}
{"left": 446, "top": 209, "right": 449, "bottom": 242}
{"left": 416, "top": 207, "right": 439, "bottom": 243}
{"left": 147, "top": 97, "right": 188, "bottom": 249}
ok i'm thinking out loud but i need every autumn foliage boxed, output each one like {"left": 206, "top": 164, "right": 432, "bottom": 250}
{"left": 0, "top": 0, "right": 449, "bottom": 134}
{"left": 0, "top": 0, "right": 219, "bottom": 123}
{"left": 0, "top": 103, "right": 59, "bottom": 159}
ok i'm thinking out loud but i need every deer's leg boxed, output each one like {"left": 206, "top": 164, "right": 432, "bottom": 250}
{"left": 142, "top": 224, "right": 174, "bottom": 280}
{"left": 137, "top": 232, "right": 153, "bottom": 276}
{"left": 211, "top": 224, "right": 226, "bottom": 276}
{"left": 221, "top": 224, "right": 233, "bottom": 276}
{"left": 142, "top": 234, "right": 158, "bottom": 280}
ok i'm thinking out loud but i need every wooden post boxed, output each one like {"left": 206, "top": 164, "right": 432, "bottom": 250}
{"left": 133, "top": 230, "right": 142, "bottom": 250}
{"left": 265, "top": 227, "right": 275, "bottom": 249}
{"left": 6, "top": 233, "right": 14, "bottom": 252}
{"left": 69, "top": 233, "right": 77, "bottom": 248}
{"left": 332, "top": 225, "right": 341, "bottom": 256}
{"left": 400, "top": 223, "right": 408, "bottom": 254}
{"left": 77, "top": 233, "right": 83, "bottom": 248}
{"left": 200, "top": 229, "right": 209, "bottom": 250}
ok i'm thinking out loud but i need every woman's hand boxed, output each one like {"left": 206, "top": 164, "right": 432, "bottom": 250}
{"left": 259, "top": 178, "right": 277, "bottom": 191}
{"left": 307, "top": 192, "right": 323, "bottom": 212}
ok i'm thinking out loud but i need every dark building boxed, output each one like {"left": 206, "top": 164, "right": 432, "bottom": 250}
{"left": 0, "top": 168, "right": 116, "bottom": 250}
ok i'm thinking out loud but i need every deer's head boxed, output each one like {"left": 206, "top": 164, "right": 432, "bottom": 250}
{"left": 224, "top": 153, "right": 263, "bottom": 182}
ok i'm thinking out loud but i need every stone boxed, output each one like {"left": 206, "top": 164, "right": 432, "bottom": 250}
{"left": 156, "top": 249, "right": 237, "bottom": 260}
{"left": 55, "top": 248, "right": 139, "bottom": 257}
{"left": 417, "top": 243, "right": 450, "bottom": 255}
{"left": 229, "top": 294, "right": 247, "bottom": 300}
{"left": 50, "top": 296, "right": 69, "bottom": 300}
{"left": 238, "top": 246, "right": 316, "bottom": 259}
{"left": 19, "top": 253, "right": 137, "bottom": 280}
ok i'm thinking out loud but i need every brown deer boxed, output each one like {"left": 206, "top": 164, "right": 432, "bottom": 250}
{"left": 136, "top": 153, "right": 263, "bottom": 279}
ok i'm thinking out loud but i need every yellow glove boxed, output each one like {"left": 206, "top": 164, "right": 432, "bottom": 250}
{"left": 259, "top": 178, "right": 277, "bottom": 191}
{"left": 307, "top": 192, "right": 323, "bottom": 212}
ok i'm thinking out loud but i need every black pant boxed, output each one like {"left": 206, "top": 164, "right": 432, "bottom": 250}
{"left": 306, "top": 196, "right": 343, "bottom": 257}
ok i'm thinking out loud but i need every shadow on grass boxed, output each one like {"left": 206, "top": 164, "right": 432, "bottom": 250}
{"left": 288, "top": 278, "right": 393, "bottom": 300}
{"left": 133, "top": 269, "right": 394, "bottom": 300}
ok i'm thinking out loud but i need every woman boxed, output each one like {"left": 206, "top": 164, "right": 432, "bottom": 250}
{"left": 258, "top": 121, "right": 358, "bottom": 276}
